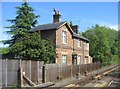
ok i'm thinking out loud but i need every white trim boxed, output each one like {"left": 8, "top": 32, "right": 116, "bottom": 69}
{"left": 61, "top": 54, "right": 67, "bottom": 64}
{"left": 62, "top": 30, "right": 67, "bottom": 44}
{"left": 78, "top": 39, "right": 81, "bottom": 48}
{"left": 77, "top": 55, "right": 81, "bottom": 65}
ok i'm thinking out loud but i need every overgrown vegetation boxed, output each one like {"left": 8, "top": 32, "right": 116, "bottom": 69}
{"left": 82, "top": 24, "right": 118, "bottom": 65}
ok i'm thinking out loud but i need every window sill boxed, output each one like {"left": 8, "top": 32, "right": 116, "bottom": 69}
{"left": 62, "top": 42, "right": 67, "bottom": 45}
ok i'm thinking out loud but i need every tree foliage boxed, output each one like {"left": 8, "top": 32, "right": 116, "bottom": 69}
{"left": 9, "top": 32, "right": 56, "bottom": 63}
{"left": 2, "top": 1, "right": 57, "bottom": 63}
{"left": 4, "top": 1, "right": 39, "bottom": 45}
{"left": 0, "top": 47, "right": 9, "bottom": 55}
{"left": 82, "top": 24, "right": 118, "bottom": 65}
{"left": 69, "top": 20, "right": 73, "bottom": 27}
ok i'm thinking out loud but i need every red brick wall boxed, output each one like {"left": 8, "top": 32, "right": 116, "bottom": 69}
{"left": 73, "top": 38, "right": 87, "bottom": 64}
{"left": 56, "top": 24, "right": 73, "bottom": 65}
{"left": 83, "top": 42, "right": 90, "bottom": 64}
{"left": 40, "top": 24, "right": 91, "bottom": 65}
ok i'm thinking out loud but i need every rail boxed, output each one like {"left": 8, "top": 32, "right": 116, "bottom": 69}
{"left": 62, "top": 65, "right": 119, "bottom": 88}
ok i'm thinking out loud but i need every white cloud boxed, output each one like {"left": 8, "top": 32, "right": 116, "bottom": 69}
{"left": 87, "top": 21, "right": 118, "bottom": 31}
{"left": 108, "top": 25, "right": 118, "bottom": 31}
{"left": 79, "top": 19, "right": 118, "bottom": 31}
{"left": 99, "top": 23, "right": 118, "bottom": 31}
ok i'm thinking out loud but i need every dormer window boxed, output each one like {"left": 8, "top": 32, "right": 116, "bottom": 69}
{"left": 62, "top": 30, "right": 67, "bottom": 44}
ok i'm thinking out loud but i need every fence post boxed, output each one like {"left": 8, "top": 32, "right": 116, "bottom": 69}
{"left": 18, "top": 59, "right": 23, "bottom": 88}
{"left": 71, "top": 65, "right": 73, "bottom": 77}
{"left": 42, "top": 65, "right": 46, "bottom": 83}
{"left": 29, "top": 60, "right": 31, "bottom": 80}
{"left": 95, "top": 62, "right": 97, "bottom": 70}
{"left": 37, "top": 61, "right": 39, "bottom": 83}
{"left": 79, "top": 64, "right": 80, "bottom": 75}
{"left": 91, "top": 63, "right": 92, "bottom": 71}
{"left": 5, "top": 58, "right": 7, "bottom": 87}
{"left": 97, "top": 62, "right": 98, "bottom": 69}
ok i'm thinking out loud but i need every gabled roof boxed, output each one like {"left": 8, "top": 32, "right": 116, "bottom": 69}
{"left": 29, "top": 21, "right": 89, "bottom": 42}
{"left": 29, "top": 21, "right": 67, "bottom": 32}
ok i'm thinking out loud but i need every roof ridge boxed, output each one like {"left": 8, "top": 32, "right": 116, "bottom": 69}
{"left": 29, "top": 21, "right": 67, "bottom": 32}
{"left": 36, "top": 21, "right": 67, "bottom": 27}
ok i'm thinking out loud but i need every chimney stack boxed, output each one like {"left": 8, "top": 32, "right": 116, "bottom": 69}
{"left": 71, "top": 25, "right": 79, "bottom": 34}
{"left": 53, "top": 9, "right": 61, "bottom": 23}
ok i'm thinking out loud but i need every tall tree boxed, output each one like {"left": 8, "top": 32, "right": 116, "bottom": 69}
{"left": 82, "top": 24, "right": 118, "bottom": 65}
{"left": 3, "top": 1, "right": 57, "bottom": 63}
{"left": 4, "top": 1, "right": 39, "bottom": 45}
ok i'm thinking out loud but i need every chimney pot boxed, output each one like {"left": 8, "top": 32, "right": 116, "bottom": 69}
{"left": 58, "top": 11, "right": 60, "bottom": 14}
{"left": 53, "top": 9, "right": 62, "bottom": 23}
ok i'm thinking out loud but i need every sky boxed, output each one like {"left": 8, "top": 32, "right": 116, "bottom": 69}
{"left": 0, "top": 2, "right": 118, "bottom": 47}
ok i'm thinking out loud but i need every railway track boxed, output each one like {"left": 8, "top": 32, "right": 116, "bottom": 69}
{"left": 108, "top": 69, "right": 120, "bottom": 87}
{"left": 93, "top": 70, "right": 119, "bottom": 87}
{"left": 63, "top": 65, "right": 120, "bottom": 88}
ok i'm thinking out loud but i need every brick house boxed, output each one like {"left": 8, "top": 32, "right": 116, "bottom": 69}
{"left": 29, "top": 10, "right": 92, "bottom": 65}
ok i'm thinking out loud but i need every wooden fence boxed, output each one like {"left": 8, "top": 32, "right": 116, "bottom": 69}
{"left": 1, "top": 59, "right": 101, "bottom": 87}
{"left": 44, "top": 62, "right": 101, "bottom": 83}
{"left": 2, "top": 59, "right": 44, "bottom": 87}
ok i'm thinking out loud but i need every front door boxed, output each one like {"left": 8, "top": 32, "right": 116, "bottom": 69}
{"left": 72, "top": 54, "right": 77, "bottom": 65}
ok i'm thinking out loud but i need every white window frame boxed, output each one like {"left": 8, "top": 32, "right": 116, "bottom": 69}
{"left": 62, "top": 55, "right": 67, "bottom": 64}
{"left": 78, "top": 39, "right": 81, "bottom": 48}
{"left": 62, "top": 30, "right": 67, "bottom": 44}
{"left": 77, "top": 55, "right": 81, "bottom": 65}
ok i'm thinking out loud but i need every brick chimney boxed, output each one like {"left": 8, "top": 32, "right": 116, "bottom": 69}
{"left": 53, "top": 9, "right": 61, "bottom": 23}
{"left": 71, "top": 25, "right": 79, "bottom": 34}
